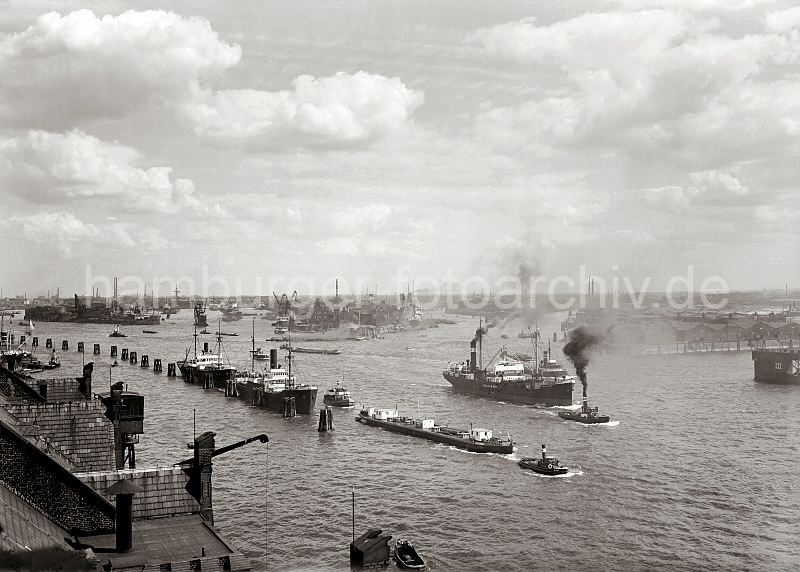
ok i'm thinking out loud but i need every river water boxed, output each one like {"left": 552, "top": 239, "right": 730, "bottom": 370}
{"left": 22, "top": 310, "right": 800, "bottom": 571}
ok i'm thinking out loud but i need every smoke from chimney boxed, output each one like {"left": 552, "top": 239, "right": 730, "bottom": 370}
{"left": 562, "top": 324, "right": 609, "bottom": 397}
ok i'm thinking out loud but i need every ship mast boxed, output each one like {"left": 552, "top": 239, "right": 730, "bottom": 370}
{"left": 251, "top": 317, "right": 255, "bottom": 372}
{"left": 287, "top": 331, "right": 293, "bottom": 388}
{"left": 216, "top": 319, "right": 222, "bottom": 367}
{"left": 193, "top": 320, "right": 198, "bottom": 359}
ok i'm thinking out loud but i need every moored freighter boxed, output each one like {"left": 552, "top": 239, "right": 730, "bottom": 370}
{"left": 752, "top": 347, "right": 800, "bottom": 383}
{"left": 235, "top": 347, "right": 318, "bottom": 414}
{"left": 443, "top": 324, "right": 574, "bottom": 406}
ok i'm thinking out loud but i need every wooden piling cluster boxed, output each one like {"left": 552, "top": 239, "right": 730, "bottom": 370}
{"left": 283, "top": 396, "right": 296, "bottom": 418}
{"left": 318, "top": 407, "right": 334, "bottom": 432}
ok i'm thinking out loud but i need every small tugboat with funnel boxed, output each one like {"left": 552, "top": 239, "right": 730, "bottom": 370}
{"left": 443, "top": 321, "right": 574, "bottom": 406}
{"left": 109, "top": 324, "right": 126, "bottom": 338}
{"left": 518, "top": 444, "right": 569, "bottom": 476}
{"left": 558, "top": 395, "right": 610, "bottom": 424}
{"left": 560, "top": 324, "right": 610, "bottom": 424}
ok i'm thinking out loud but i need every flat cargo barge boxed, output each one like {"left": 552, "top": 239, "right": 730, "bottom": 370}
{"left": 356, "top": 408, "right": 513, "bottom": 454}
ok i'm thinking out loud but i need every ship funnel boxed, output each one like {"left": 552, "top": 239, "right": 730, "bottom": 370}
{"left": 582, "top": 395, "right": 588, "bottom": 413}
{"left": 270, "top": 349, "right": 278, "bottom": 369}
{"left": 203, "top": 342, "right": 209, "bottom": 353}
{"left": 541, "top": 444, "right": 546, "bottom": 461}
{"left": 469, "top": 339, "right": 477, "bottom": 373}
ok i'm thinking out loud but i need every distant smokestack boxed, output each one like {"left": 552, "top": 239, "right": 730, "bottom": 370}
{"left": 336, "top": 279, "right": 339, "bottom": 301}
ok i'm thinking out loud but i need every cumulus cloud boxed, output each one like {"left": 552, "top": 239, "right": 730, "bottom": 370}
{"left": 0, "top": 130, "right": 222, "bottom": 215}
{"left": 10, "top": 211, "right": 171, "bottom": 257}
{"left": 183, "top": 72, "right": 424, "bottom": 145}
{"left": 472, "top": 9, "right": 800, "bottom": 169}
{"left": 0, "top": 9, "right": 241, "bottom": 127}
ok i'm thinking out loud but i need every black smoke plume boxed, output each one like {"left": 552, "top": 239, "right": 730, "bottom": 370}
{"left": 562, "top": 324, "right": 608, "bottom": 397}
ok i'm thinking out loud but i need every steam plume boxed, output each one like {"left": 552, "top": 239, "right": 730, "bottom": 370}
{"left": 562, "top": 324, "right": 608, "bottom": 397}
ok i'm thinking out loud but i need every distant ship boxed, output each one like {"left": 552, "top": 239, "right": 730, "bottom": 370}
{"left": 443, "top": 323, "right": 573, "bottom": 406}
{"left": 752, "top": 347, "right": 800, "bottom": 383}
{"left": 26, "top": 295, "right": 160, "bottom": 325}
{"left": 194, "top": 302, "right": 208, "bottom": 327}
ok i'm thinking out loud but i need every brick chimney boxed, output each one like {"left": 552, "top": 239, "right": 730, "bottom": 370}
{"left": 106, "top": 478, "right": 144, "bottom": 553}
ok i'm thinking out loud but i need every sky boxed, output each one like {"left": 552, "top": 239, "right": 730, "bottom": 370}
{"left": 0, "top": 0, "right": 799, "bottom": 297}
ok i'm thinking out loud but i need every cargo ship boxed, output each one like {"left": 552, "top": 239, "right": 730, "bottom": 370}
{"left": 752, "top": 347, "right": 800, "bottom": 383}
{"left": 25, "top": 295, "right": 160, "bottom": 325}
{"left": 443, "top": 323, "right": 573, "bottom": 406}
{"left": 356, "top": 407, "right": 514, "bottom": 454}
{"left": 179, "top": 327, "right": 237, "bottom": 388}
{"left": 235, "top": 347, "right": 318, "bottom": 414}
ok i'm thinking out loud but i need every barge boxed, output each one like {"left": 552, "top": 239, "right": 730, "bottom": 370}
{"left": 356, "top": 407, "right": 513, "bottom": 454}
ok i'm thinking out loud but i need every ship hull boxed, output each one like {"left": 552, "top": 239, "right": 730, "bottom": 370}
{"left": 179, "top": 364, "right": 236, "bottom": 388}
{"left": 752, "top": 349, "right": 800, "bottom": 384}
{"left": 356, "top": 415, "right": 513, "bottom": 454}
{"left": 236, "top": 382, "right": 317, "bottom": 415}
{"left": 443, "top": 372, "right": 573, "bottom": 406}
{"left": 25, "top": 307, "right": 160, "bottom": 325}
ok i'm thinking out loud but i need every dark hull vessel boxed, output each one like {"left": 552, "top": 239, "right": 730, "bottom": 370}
{"left": 234, "top": 346, "right": 318, "bottom": 415}
{"left": 752, "top": 348, "right": 800, "bottom": 383}
{"left": 356, "top": 409, "right": 513, "bottom": 454}
{"left": 444, "top": 323, "right": 573, "bottom": 406}
{"left": 236, "top": 382, "right": 318, "bottom": 414}
{"left": 179, "top": 362, "right": 236, "bottom": 389}
{"left": 558, "top": 396, "right": 610, "bottom": 424}
{"left": 27, "top": 305, "right": 161, "bottom": 325}
{"left": 443, "top": 371, "right": 573, "bottom": 406}
{"left": 518, "top": 445, "right": 569, "bottom": 475}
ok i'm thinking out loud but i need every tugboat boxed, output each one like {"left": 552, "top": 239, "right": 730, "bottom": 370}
{"left": 518, "top": 444, "right": 569, "bottom": 476}
{"left": 323, "top": 381, "right": 355, "bottom": 407}
{"left": 395, "top": 539, "right": 427, "bottom": 570}
{"left": 109, "top": 325, "right": 126, "bottom": 338}
{"left": 558, "top": 395, "right": 610, "bottom": 424}
{"left": 356, "top": 407, "right": 513, "bottom": 454}
{"left": 443, "top": 322, "right": 573, "bottom": 406}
